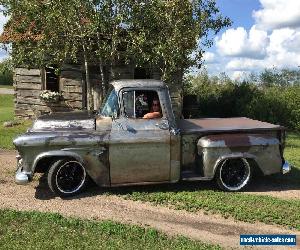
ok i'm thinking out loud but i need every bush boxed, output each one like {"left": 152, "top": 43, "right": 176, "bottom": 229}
{"left": 183, "top": 72, "right": 300, "bottom": 131}
{"left": 0, "top": 58, "right": 13, "bottom": 85}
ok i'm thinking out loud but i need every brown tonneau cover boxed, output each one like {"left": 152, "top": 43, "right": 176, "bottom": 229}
{"left": 178, "top": 117, "right": 284, "bottom": 135}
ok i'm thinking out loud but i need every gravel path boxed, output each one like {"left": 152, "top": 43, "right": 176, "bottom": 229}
{"left": 0, "top": 88, "right": 13, "bottom": 94}
{"left": 0, "top": 150, "right": 299, "bottom": 249}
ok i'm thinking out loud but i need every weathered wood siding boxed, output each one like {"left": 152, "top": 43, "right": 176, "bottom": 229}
{"left": 60, "top": 66, "right": 84, "bottom": 110}
{"left": 14, "top": 68, "right": 42, "bottom": 118}
{"left": 14, "top": 67, "right": 84, "bottom": 119}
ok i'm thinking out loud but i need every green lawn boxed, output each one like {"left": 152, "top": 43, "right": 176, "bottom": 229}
{"left": 123, "top": 187, "right": 300, "bottom": 230}
{"left": 0, "top": 209, "right": 219, "bottom": 250}
{"left": 285, "top": 132, "right": 300, "bottom": 169}
{"left": 0, "top": 84, "right": 13, "bottom": 89}
{"left": 0, "top": 94, "right": 32, "bottom": 149}
{"left": 0, "top": 94, "right": 14, "bottom": 122}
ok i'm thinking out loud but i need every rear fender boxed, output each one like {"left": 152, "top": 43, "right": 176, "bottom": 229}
{"left": 212, "top": 153, "right": 256, "bottom": 177}
{"left": 198, "top": 134, "right": 282, "bottom": 178}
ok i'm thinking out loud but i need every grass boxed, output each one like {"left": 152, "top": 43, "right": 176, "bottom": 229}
{"left": 0, "top": 94, "right": 32, "bottom": 149}
{"left": 0, "top": 209, "right": 219, "bottom": 250}
{"left": 0, "top": 94, "right": 14, "bottom": 122}
{"left": 0, "top": 84, "right": 13, "bottom": 89}
{"left": 123, "top": 188, "right": 300, "bottom": 230}
{"left": 285, "top": 131, "right": 300, "bottom": 169}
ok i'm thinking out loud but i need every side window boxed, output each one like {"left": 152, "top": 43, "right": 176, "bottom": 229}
{"left": 100, "top": 89, "right": 119, "bottom": 117}
{"left": 123, "top": 91, "right": 135, "bottom": 118}
{"left": 122, "top": 90, "right": 162, "bottom": 119}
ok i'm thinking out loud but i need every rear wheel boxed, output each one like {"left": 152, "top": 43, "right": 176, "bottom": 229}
{"left": 216, "top": 158, "right": 251, "bottom": 191}
{"left": 47, "top": 159, "right": 87, "bottom": 197}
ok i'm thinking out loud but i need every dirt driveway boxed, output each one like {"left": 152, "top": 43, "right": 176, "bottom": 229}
{"left": 0, "top": 88, "right": 13, "bottom": 95}
{"left": 0, "top": 150, "right": 299, "bottom": 249}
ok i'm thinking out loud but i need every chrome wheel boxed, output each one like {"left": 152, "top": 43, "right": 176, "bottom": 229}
{"left": 217, "top": 158, "right": 251, "bottom": 191}
{"left": 48, "top": 159, "right": 87, "bottom": 197}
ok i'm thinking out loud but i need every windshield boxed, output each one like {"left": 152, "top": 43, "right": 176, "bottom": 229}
{"left": 100, "top": 86, "right": 119, "bottom": 117}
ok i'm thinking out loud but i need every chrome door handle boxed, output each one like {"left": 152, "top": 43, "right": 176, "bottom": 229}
{"left": 156, "top": 121, "right": 169, "bottom": 130}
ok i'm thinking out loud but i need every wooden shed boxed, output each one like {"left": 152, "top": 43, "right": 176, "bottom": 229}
{"left": 14, "top": 63, "right": 183, "bottom": 119}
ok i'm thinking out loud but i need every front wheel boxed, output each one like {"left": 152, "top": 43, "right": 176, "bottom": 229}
{"left": 47, "top": 159, "right": 88, "bottom": 197}
{"left": 216, "top": 158, "right": 251, "bottom": 191}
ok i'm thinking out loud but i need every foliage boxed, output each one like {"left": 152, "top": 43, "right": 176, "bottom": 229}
{"left": 183, "top": 69, "right": 300, "bottom": 130}
{"left": 0, "top": 84, "right": 13, "bottom": 88}
{"left": 0, "top": 58, "right": 13, "bottom": 85}
{"left": 251, "top": 68, "right": 300, "bottom": 87}
{"left": 121, "top": 0, "right": 231, "bottom": 81}
{"left": 0, "top": 209, "right": 219, "bottom": 250}
{"left": 0, "top": 0, "right": 230, "bottom": 106}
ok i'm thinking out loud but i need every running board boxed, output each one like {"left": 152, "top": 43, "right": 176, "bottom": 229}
{"left": 182, "top": 176, "right": 212, "bottom": 181}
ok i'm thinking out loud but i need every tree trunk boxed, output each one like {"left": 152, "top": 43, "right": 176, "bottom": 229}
{"left": 83, "top": 46, "right": 93, "bottom": 111}
{"left": 99, "top": 59, "right": 105, "bottom": 101}
{"left": 96, "top": 32, "right": 107, "bottom": 98}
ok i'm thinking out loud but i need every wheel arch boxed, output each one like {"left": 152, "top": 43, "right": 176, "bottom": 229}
{"left": 33, "top": 151, "right": 84, "bottom": 174}
{"left": 212, "top": 153, "right": 258, "bottom": 178}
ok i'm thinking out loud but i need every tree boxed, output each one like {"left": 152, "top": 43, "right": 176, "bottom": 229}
{"left": 120, "top": 0, "right": 231, "bottom": 81}
{"left": 0, "top": 0, "right": 231, "bottom": 110}
{"left": 0, "top": 58, "right": 13, "bottom": 85}
{"left": 259, "top": 68, "right": 300, "bottom": 87}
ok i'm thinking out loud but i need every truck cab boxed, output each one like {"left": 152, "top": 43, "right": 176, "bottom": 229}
{"left": 104, "top": 80, "right": 180, "bottom": 185}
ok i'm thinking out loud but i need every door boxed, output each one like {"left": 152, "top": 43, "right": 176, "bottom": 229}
{"left": 109, "top": 89, "right": 171, "bottom": 184}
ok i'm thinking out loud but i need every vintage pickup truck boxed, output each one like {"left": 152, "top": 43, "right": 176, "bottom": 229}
{"left": 14, "top": 80, "right": 291, "bottom": 197}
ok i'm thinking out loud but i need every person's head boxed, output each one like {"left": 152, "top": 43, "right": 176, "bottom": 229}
{"left": 151, "top": 98, "right": 160, "bottom": 112}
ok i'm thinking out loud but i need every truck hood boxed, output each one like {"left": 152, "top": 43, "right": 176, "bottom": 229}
{"left": 30, "top": 111, "right": 95, "bottom": 131}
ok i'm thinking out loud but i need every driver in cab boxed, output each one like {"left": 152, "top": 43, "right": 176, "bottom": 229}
{"left": 143, "top": 98, "right": 162, "bottom": 119}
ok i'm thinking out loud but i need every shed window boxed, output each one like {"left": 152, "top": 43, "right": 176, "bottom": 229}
{"left": 134, "top": 67, "right": 151, "bottom": 79}
{"left": 44, "top": 67, "right": 59, "bottom": 92}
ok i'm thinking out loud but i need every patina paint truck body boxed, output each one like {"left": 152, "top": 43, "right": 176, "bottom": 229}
{"left": 14, "top": 80, "right": 292, "bottom": 196}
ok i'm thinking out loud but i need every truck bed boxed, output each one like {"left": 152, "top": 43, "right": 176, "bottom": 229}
{"left": 178, "top": 117, "right": 284, "bottom": 135}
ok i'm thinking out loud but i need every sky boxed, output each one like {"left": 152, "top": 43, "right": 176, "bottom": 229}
{"left": 0, "top": 1, "right": 300, "bottom": 79}
{"left": 203, "top": 0, "right": 300, "bottom": 79}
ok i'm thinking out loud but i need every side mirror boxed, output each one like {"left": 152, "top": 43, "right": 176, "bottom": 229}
{"left": 112, "top": 110, "right": 118, "bottom": 120}
{"left": 170, "top": 128, "right": 181, "bottom": 136}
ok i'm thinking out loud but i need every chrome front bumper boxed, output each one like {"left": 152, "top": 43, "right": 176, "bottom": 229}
{"left": 282, "top": 161, "right": 292, "bottom": 174}
{"left": 15, "top": 166, "right": 30, "bottom": 184}
{"left": 15, "top": 156, "right": 32, "bottom": 185}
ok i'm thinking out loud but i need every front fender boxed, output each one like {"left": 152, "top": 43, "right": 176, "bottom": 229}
{"left": 33, "top": 148, "right": 110, "bottom": 187}
{"left": 32, "top": 150, "right": 84, "bottom": 172}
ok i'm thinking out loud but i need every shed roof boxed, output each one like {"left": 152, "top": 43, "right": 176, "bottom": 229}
{"left": 111, "top": 79, "right": 166, "bottom": 91}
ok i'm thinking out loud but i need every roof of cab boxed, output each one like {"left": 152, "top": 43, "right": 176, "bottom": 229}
{"left": 111, "top": 79, "right": 166, "bottom": 91}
